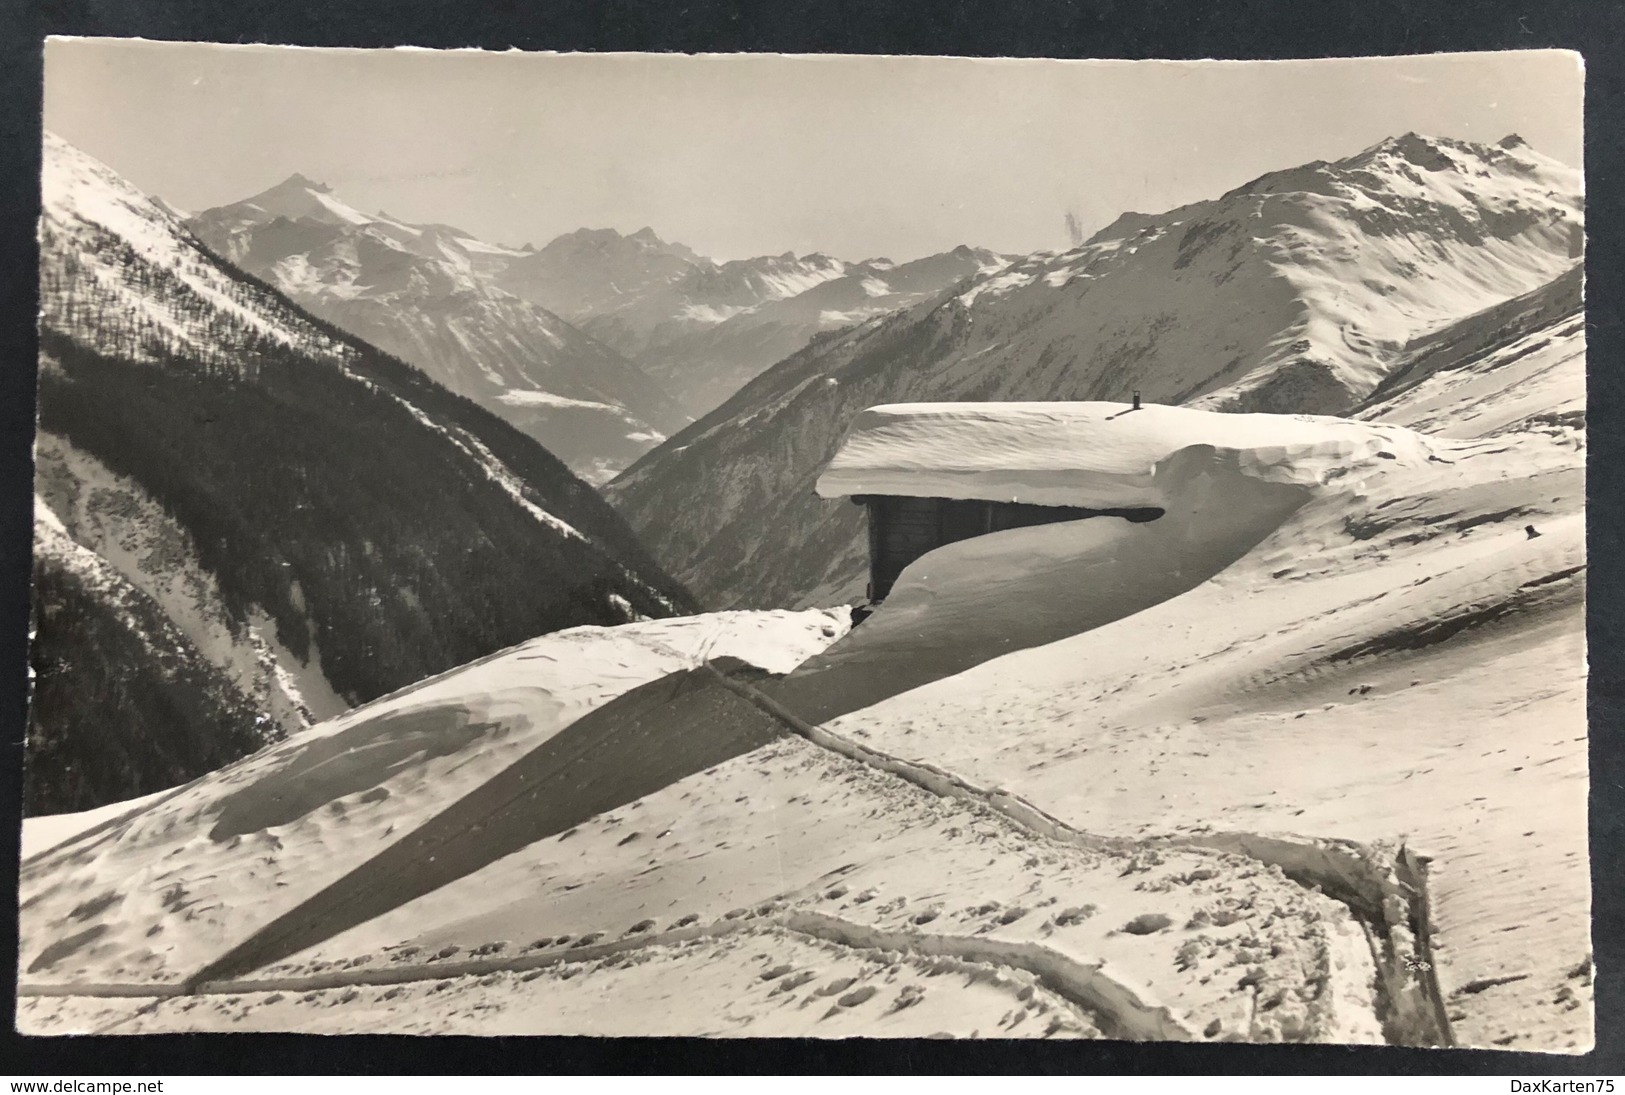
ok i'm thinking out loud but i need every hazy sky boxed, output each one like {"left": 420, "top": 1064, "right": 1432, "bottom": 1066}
{"left": 44, "top": 40, "right": 1583, "bottom": 262}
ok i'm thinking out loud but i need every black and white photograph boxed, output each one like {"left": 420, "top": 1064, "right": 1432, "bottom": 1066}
{"left": 15, "top": 40, "right": 1590, "bottom": 1052}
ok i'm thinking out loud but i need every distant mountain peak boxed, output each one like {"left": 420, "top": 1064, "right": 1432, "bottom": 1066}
{"left": 214, "top": 172, "right": 370, "bottom": 229}
{"left": 537, "top": 225, "right": 701, "bottom": 263}
{"left": 1352, "top": 131, "right": 1565, "bottom": 174}
{"left": 558, "top": 225, "right": 650, "bottom": 244}
{"left": 1375, "top": 131, "right": 1459, "bottom": 167}
{"left": 249, "top": 173, "right": 336, "bottom": 203}
{"left": 280, "top": 172, "right": 331, "bottom": 193}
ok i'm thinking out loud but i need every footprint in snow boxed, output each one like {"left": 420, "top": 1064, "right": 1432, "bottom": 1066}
{"left": 815, "top": 977, "right": 858, "bottom": 997}
{"left": 769, "top": 970, "right": 817, "bottom": 996}
{"left": 1120, "top": 913, "right": 1173, "bottom": 935}
{"left": 836, "top": 985, "right": 878, "bottom": 1008}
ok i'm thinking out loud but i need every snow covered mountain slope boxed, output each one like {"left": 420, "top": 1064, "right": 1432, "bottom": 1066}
{"left": 32, "top": 133, "right": 695, "bottom": 812}
{"left": 187, "top": 181, "right": 682, "bottom": 483}
{"left": 20, "top": 604, "right": 1388, "bottom": 1044}
{"left": 1354, "top": 261, "right": 1583, "bottom": 435}
{"left": 606, "top": 133, "right": 1581, "bottom": 608}
{"left": 34, "top": 433, "right": 347, "bottom": 732}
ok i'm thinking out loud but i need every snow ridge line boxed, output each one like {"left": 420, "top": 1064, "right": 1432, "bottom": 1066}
{"left": 18, "top": 983, "right": 187, "bottom": 999}
{"left": 780, "top": 910, "right": 1195, "bottom": 1042}
{"left": 1395, "top": 845, "right": 1457, "bottom": 1047}
{"left": 1161, "top": 832, "right": 1455, "bottom": 1048}
{"left": 24, "top": 910, "right": 1183, "bottom": 1042}
{"left": 22, "top": 920, "right": 768, "bottom": 1034}
{"left": 696, "top": 661, "right": 1454, "bottom": 1048}
{"left": 694, "top": 662, "right": 1132, "bottom": 855}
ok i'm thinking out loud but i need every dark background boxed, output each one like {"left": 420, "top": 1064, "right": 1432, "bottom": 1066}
{"left": 1, "top": 0, "right": 1620, "bottom": 1075}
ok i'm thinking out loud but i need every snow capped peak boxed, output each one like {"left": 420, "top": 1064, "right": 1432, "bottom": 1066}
{"left": 226, "top": 173, "right": 372, "bottom": 228}
{"left": 1344, "top": 131, "right": 1494, "bottom": 178}
{"left": 278, "top": 172, "right": 331, "bottom": 193}
{"left": 942, "top": 130, "right": 1580, "bottom": 411}
{"left": 1190, "top": 132, "right": 1577, "bottom": 215}
{"left": 43, "top": 131, "right": 146, "bottom": 211}
{"left": 1384, "top": 129, "right": 1433, "bottom": 150}
{"left": 1340, "top": 131, "right": 1576, "bottom": 186}
{"left": 1352, "top": 130, "right": 1455, "bottom": 163}
{"left": 569, "top": 226, "right": 639, "bottom": 248}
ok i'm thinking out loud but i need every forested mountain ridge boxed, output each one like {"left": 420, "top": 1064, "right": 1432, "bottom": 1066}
{"left": 30, "top": 133, "right": 695, "bottom": 813}
{"left": 28, "top": 505, "right": 273, "bottom": 815}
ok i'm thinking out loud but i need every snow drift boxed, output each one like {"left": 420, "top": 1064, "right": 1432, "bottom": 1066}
{"left": 804, "top": 333, "right": 1588, "bottom": 1051}
{"left": 781, "top": 402, "right": 1446, "bottom": 721}
{"left": 17, "top": 611, "right": 847, "bottom": 986}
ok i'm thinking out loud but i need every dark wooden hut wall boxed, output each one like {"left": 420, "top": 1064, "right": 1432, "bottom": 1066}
{"left": 857, "top": 495, "right": 1163, "bottom": 602}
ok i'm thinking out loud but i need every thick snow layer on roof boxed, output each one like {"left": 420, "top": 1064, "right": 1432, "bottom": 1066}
{"left": 816, "top": 401, "right": 1437, "bottom": 508}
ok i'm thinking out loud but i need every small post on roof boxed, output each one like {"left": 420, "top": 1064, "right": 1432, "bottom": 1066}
{"left": 1132, "top": 389, "right": 1141, "bottom": 411}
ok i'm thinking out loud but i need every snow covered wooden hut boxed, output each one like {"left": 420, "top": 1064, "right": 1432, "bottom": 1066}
{"left": 816, "top": 403, "right": 1164, "bottom": 603}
